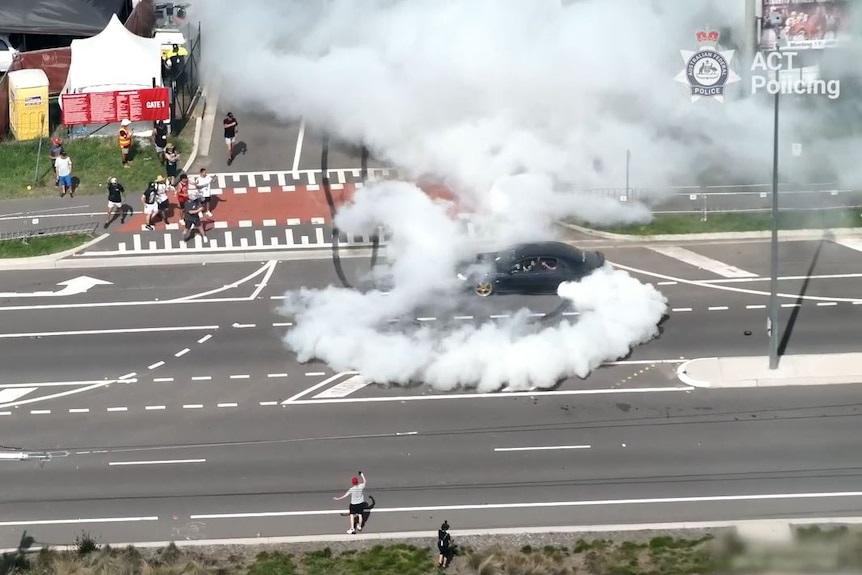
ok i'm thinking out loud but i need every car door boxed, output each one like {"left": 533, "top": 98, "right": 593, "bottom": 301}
{"left": 532, "top": 257, "right": 569, "bottom": 293}
{"left": 503, "top": 257, "right": 543, "bottom": 293}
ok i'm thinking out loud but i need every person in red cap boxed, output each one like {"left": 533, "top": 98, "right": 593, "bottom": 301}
{"left": 333, "top": 471, "right": 367, "bottom": 534}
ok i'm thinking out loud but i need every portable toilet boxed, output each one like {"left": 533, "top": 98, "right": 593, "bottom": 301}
{"left": 7, "top": 68, "right": 49, "bottom": 141}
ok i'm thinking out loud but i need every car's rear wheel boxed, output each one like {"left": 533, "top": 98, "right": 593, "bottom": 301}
{"left": 474, "top": 282, "right": 493, "bottom": 297}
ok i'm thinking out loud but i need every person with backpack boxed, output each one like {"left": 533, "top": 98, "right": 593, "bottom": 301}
{"left": 437, "top": 521, "right": 452, "bottom": 568}
{"left": 142, "top": 180, "right": 159, "bottom": 231}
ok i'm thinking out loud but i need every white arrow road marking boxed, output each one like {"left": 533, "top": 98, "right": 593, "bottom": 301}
{"left": 0, "top": 276, "right": 112, "bottom": 298}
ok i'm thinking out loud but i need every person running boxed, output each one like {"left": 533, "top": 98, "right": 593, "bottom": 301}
{"left": 54, "top": 150, "right": 73, "bottom": 198}
{"left": 223, "top": 112, "right": 238, "bottom": 165}
{"left": 194, "top": 167, "right": 213, "bottom": 218}
{"left": 142, "top": 180, "right": 159, "bottom": 231}
{"left": 437, "top": 522, "right": 452, "bottom": 569}
{"left": 104, "top": 177, "right": 126, "bottom": 228}
{"left": 333, "top": 471, "right": 367, "bottom": 534}
{"left": 182, "top": 189, "right": 208, "bottom": 244}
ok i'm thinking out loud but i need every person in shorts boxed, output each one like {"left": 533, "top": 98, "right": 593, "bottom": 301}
{"left": 194, "top": 167, "right": 213, "bottom": 218}
{"left": 49, "top": 137, "right": 63, "bottom": 187}
{"left": 333, "top": 471, "right": 367, "bottom": 534}
{"left": 174, "top": 173, "right": 189, "bottom": 212}
{"left": 182, "top": 189, "right": 208, "bottom": 243}
{"left": 104, "top": 177, "right": 125, "bottom": 228}
{"left": 142, "top": 180, "right": 159, "bottom": 231}
{"left": 54, "top": 150, "right": 73, "bottom": 198}
{"left": 164, "top": 143, "right": 180, "bottom": 184}
{"left": 152, "top": 120, "right": 168, "bottom": 163}
{"left": 223, "top": 112, "right": 238, "bottom": 165}
{"left": 154, "top": 175, "right": 171, "bottom": 225}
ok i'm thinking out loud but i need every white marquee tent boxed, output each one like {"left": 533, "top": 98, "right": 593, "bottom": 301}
{"left": 61, "top": 14, "right": 162, "bottom": 96}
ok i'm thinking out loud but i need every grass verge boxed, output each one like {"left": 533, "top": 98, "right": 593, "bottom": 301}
{"left": 0, "top": 136, "right": 189, "bottom": 200}
{"left": 7, "top": 528, "right": 862, "bottom": 575}
{"left": 583, "top": 209, "right": 861, "bottom": 235}
{"left": 0, "top": 233, "right": 94, "bottom": 258}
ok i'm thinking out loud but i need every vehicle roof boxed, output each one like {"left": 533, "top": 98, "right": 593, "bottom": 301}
{"left": 507, "top": 241, "right": 583, "bottom": 260}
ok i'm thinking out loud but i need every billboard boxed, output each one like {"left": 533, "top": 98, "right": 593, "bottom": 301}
{"left": 760, "top": 0, "right": 852, "bottom": 50}
{"left": 60, "top": 87, "right": 170, "bottom": 126}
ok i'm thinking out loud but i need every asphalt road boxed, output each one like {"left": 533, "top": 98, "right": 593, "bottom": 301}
{"left": 1, "top": 239, "right": 862, "bottom": 546}
{"left": 2, "top": 386, "right": 862, "bottom": 545}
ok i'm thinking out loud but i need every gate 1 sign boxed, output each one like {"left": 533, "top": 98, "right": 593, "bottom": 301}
{"left": 61, "top": 88, "right": 170, "bottom": 126}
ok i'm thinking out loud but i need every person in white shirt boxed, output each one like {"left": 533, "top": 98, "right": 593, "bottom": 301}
{"left": 194, "top": 167, "right": 213, "bottom": 218}
{"left": 54, "top": 150, "right": 73, "bottom": 197}
{"left": 333, "top": 471, "right": 367, "bottom": 534}
{"left": 154, "top": 175, "right": 171, "bottom": 225}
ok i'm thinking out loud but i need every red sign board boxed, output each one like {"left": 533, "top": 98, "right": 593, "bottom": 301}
{"left": 61, "top": 88, "right": 170, "bottom": 126}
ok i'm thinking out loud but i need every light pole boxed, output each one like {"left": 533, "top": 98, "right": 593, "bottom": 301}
{"left": 767, "top": 68, "right": 780, "bottom": 369}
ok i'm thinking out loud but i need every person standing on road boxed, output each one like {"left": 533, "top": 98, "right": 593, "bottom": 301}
{"left": 119, "top": 119, "right": 133, "bottom": 168}
{"left": 182, "top": 188, "right": 208, "bottom": 244}
{"left": 333, "top": 471, "right": 367, "bottom": 534}
{"left": 223, "top": 112, "right": 238, "bottom": 165}
{"left": 194, "top": 168, "right": 213, "bottom": 219}
{"left": 152, "top": 120, "right": 169, "bottom": 164}
{"left": 142, "top": 180, "right": 158, "bottom": 231}
{"left": 104, "top": 177, "right": 125, "bottom": 228}
{"left": 437, "top": 521, "right": 452, "bottom": 569}
{"left": 54, "top": 150, "right": 73, "bottom": 198}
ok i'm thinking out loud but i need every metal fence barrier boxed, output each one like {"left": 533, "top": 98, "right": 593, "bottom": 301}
{"left": 0, "top": 222, "right": 98, "bottom": 242}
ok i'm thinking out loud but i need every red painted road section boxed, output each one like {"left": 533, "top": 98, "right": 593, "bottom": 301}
{"left": 118, "top": 183, "right": 460, "bottom": 232}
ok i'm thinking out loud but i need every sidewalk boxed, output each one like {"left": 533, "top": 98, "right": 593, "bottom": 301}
{"left": 677, "top": 353, "right": 862, "bottom": 388}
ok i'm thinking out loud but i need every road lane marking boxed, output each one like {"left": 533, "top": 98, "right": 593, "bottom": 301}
{"left": 707, "top": 306, "right": 728, "bottom": 311}
{"left": 148, "top": 361, "right": 165, "bottom": 370}
{"left": 782, "top": 303, "right": 801, "bottom": 308}
{"left": 198, "top": 334, "right": 212, "bottom": 344}
{"left": 119, "top": 372, "right": 137, "bottom": 380}
{"left": 217, "top": 402, "right": 238, "bottom": 408}
{"left": 0, "top": 388, "right": 36, "bottom": 403}
{"left": 831, "top": 238, "right": 862, "bottom": 253}
{"left": 191, "top": 376, "right": 211, "bottom": 381}
{"left": 154, "top": 377, "right": 174, "bottom": 382}
{"left": 0, "top": 412, "right": 10, "bottom": 416}
{"left": 189, "top": 490, "right": 862, "bottom": 520}
{"left": 648, "top": 246, "right": 757, "bottom": 278}
{"left": 283, "top": 373, "right": 356, "bottom": 403}
{"left": 0, "top": 380, "right": 123, "bottom": 389}
{"left": 259, "top": 401, "right": 279, "bottom": 406}
{"left": 817, "top": 302, "right": 838, "bottom": 307}
{"left": 657, "top": 281, "right": 678, "bottom": 286}
{"left": 292, "top": 119, "right": 306, "bottom": 172}
{"left": 287, "top": 386, "right": 693, "bottom": 405}
{"left": 168, "top": 262, "right": 274, "bottom": 302}
{"left": 272, "top": 322, "right": 293, "bottom": 327}
{"left": 489, "top": 314, "right": 510, "bottom": 319}
{"left": 229, "top": 375, "right": 250, "bottom": 380}
{"left": 249, "top": 261, "right": 278, "bottom": 300}
{"left": 304, "top": 372, "right": 326, "bottom": 377}
{"left": 0, "top": 326, "right": 219, "bottom": 339}
{"left": 698, "top": 272, "right": 862, "bottom": 284}
{"left": 453, "top": 315, "right": 474, "bottom": 320}
{"left": 232, "top": 323, "right": 256, "bottom": 329}
{"left": 267, "top": 373, "right": 288, "bottom": 378}
{"left": 183, "top": 404, "right": 203, "bottom": 409}
{"left": 145, "top": 405, "right": 166, "bottom": 411}
{"left": 312, "top": 375, "right": 370, "bottom": 399}
{"left": 175, "top": 348, "right": 191, "bottom": 357}
{"left": 494, "top": 445, "right": 591, "bottom": 452}
{"left": 109, "top": 459, "right": 205, "bottom": 466}
{"left": 671, "top": 308, "right": 692, "bottom": 312}
{"left": 0, "top": 516, "right": 159, "bottom": 527}
{"left": 69, "top": 408, "right": 89, "bottom": 413}
{"left": 416, "top": 317, "right": 436, "bottom": 322}
{"left": 107, "top": 407, "right": 128, "bottom": 412}
{"left": 30, "top": 409, "right": 51, "bottom": 415}
{"left": 746, "top": 304, "right": 766, "bottom": 309}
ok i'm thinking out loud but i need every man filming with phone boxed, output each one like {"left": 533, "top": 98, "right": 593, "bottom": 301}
{"left": 333, "top": 471, "right": 367, "bottom": 534}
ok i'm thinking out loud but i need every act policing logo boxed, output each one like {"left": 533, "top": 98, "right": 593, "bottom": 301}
{"left": 675, "top": 30, "right": 740, "bottom": 103}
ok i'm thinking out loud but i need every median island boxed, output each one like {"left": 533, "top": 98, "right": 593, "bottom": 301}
{"left": 579, "top": 209, "right": 860, "bottom": 236}
{"left": 5, "top": 525, "right": 860, "bottom": 574}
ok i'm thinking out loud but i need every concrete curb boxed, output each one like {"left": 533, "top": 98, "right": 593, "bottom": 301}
{"left": 4, "top": 516, "right": 861, "bottom": 553}
{"left": 0, "top": 233, "right": 110, "bottom": 271}
{"left": 676, "top": 359, "right": 713, "bottom": 388}
{"left": 557, "top": 221, "right": 862, "bottom": 243}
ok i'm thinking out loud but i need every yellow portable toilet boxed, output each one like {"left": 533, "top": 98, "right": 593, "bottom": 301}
{"left": 7, "top": 69, "right": 50, "bottom": 141}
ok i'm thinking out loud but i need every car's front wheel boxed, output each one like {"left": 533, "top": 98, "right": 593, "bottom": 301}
{"left": 474, "top": 282, "right": 494, "bottom": 297}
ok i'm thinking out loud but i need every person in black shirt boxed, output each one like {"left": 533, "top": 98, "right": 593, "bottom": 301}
{"left": 182, "top": 191, "right": 208, "bottom": 244}
{"left": 152, "top": 120, "right": 169, "bottom": 164}
{"left": 164, "top": 142, "right": 180, "bottom": 184}
{"left": 223, "top": 112, "right": 238, "bottom": 165}
{"left": 437, "top": 521, "right": 452, "bottom": 568}
{"left": 104, "top": 177, "right": 126, "bottom": 229}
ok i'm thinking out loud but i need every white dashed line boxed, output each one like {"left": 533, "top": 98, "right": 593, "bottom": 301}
{"left": 708, "top": 306, "right": 729, "bottom": 311}
{"left": 198, "top": 334, "right": 213, "bottom": 344}
{"left": 528, "top": 312, "right": 546, "bottom": 318}
{"left": 175, "top": 348, "right": 190, "bottom": 357}
{"left": 30, "top": 410, "right": 51, "bottom": 415}
{"left": 672, "top": 308, "right": 692, "bottom": 312}
{"left": 816, "top": 302, "right": 838, "bottom": 307}
{"left": 453, "top": 315, "right": 474, "bottom": 320}
{"left": 561, "top": 312, "right": 579, "bottom": 316}
{"left": 305, "top": 372, "right": 326, "bottom": 377}
{"left": 217, "top": 402, "right": 238, "bottom": 408}
{"left": 154, "top": 377, "right": 174, "bottom": 382}
{"left": 259, "top": 401, "right": 279, "bottom": 406}
{"left": 69, "top": 408, "right": 89, "bottom": 414}
{"left": 107, "top": 407, "right": 128, "bottom": 412}
{"left": 416, "top": 317, "right": 437, "bottom": 322}
{"left": 782, "top": 303, "right": 801, "bottom": 308}
{"left": 746, "top": 304, "right": 767, "bottom": 309}
{"left": 145, "top": 405, "right": 166, "bottom": 411}
{"left": 233, "top": 323, "right": 256, "bottom": 329}
{"left": 267, "top": 373, "right": 288, "bottom": 378}
{"left": 148, "top": 361, "right": 165, "bottom": 370}
{"left": 229, "top": 375, "right": 250, "bottom": 380}
{"left": 191, "top": 376, "right": 211, "bottom": 381}
{"left": 0, "top": 412, "right": 11, "bottom": 416}
{"left": 183, "top": 404, "right": 204, "bottom": 409}
{"left": 119, "top": 372, "right": 137, "bottom": 380}
{"left": 489, "top": 314, "right": 510, "bottom": 319}
{"left": 272, "top": 322, "right": 293, "bottom": 327}
{"left": 657, "top": 281, "right": 678, "bottom": 286}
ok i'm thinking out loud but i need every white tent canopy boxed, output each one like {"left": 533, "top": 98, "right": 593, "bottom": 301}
{"left": 62, "top": 14, "right": 162, "bottom": 95}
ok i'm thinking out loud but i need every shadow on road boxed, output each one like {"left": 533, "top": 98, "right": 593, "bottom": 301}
{"left": 778, "top": 233, "right": 830, "bottom": 357}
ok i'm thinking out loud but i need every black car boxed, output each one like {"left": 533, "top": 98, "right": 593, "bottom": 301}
{"left": 457, "top": 241, "right": 605, "bottom": 297}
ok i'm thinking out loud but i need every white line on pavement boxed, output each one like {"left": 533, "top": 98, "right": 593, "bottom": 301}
{"left": 107, "top": 407, "right": 128, "bottom": 412}
{"left": 229, "top": 375, "right": 250, "bottom": 379}
{"left": 154, "top": 378, "right": 174, "bottom": 383}
{"left": 175, "top": 348, "right": 191, "bottom": 357}
{"left": 169, "top": 262, "right": 274, "bottom": 302}
{"left": 0, "top": 516, "right": 159, "bottom": 527}
{"left": 198, "top": 334, "right": 213, "bottom": 344}
{"left": 189, "top": 490, "right": 862, "bottom": 520}
{"left": 292, "top": 119, "right": 306, "bottom": 172}
{"left": 494, "top": 445, "right": 591, "bottom": 452}
{"left": 304, "top": 372, "right": 326, "bottom": 377}
{"left": 30, "top": 409, "right": 51, "bottom": 415}
{"left": 148, "top": 361, "right": 165, "bottom": 370}
{"left": 648, "top": 246, "right": 757, "bottom": 278}
{"left": 191, "top": 376, "right": 211, "bottom": 381}
{"left": 145, "top": 405, "right": 166, "bottom": 411}
{"left": 249, "top": 261, "right": 278, "bottom": 300}
{"left": 183, "top": 404, "right": 204, "bottom": 409}
{"left": 697, "top": 272, "right": 862, "bottom": 284}
{"left": 69, "top": 408, "right": 90, "bottom": 413}
{"left": 272, "top": 322, "right": 293, "bottom": 327}
{"left": 109, "top": 459, "right": 205, "bottom": 466}
{"left": 283, "top": 373, "right": 355, "bottom": 403}
{"left": 267, "top": 373, "right": 288, "bottom": 378}
{"left": 217, "top": 403, "right": 238, "bottom": 408}
{"left": 0, "top": 326, "right": 219, "bottom": 339}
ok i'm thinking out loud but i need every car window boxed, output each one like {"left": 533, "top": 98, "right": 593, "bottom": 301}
{"left": 0, "top": 38, "right": 9, "bottom": 51}
{"left": 538, "top": 258, "right": 559, "bottom": 271}
{"left": 510, "top": 257, "right": 540, "bottom": 274}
